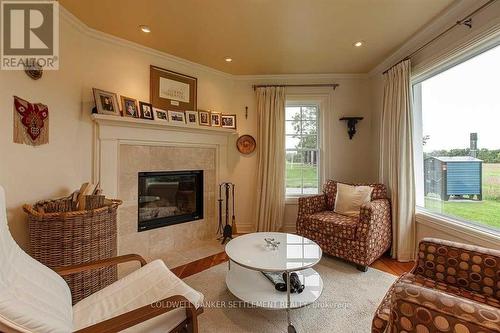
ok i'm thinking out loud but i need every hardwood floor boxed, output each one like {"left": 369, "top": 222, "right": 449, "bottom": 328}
{"left": 371, "top": 257, "right": 415, "bottom": 276}
{"left": 171, "top": 251, "right": 415, "bottom": 279}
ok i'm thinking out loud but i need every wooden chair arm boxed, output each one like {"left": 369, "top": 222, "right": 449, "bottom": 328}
{"left": 74, "top": 295, "right": 201, "bottom": 333}
{"left": 54, "top": 254, "right": 147, "bottom": 276}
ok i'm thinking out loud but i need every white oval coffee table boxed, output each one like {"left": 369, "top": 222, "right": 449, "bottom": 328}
{"left": 225, "top": 232, "right": 323, "bottom": 332}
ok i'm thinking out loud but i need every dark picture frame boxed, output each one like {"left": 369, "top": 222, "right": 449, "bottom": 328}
{"left": 150, "top": 65, "right": 197, "bottom": 111}
{"left": 210, "top": 112, "right": 221, "bottom": 127}
{"left": 139, "top": 101, "right": 154, "bottom": 120}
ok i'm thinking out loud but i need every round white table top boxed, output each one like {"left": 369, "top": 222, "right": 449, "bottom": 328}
{"left": 225, "top": 232, "right": 322, "bottom": 272}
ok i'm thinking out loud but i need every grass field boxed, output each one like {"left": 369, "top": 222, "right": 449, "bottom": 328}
{"left": 425, "top": 163, "right": 500, "bottom": 230}
{"left": 286, "top": 162, "right": 318, "bottom": 188}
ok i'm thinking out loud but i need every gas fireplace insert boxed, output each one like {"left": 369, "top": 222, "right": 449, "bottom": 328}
{"left": 138, "top": 170, "right": 203, "bottom": 231}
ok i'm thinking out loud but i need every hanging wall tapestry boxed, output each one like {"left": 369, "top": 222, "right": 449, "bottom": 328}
{"left": 13, "top": 96, "right": 49, "bottom": 146}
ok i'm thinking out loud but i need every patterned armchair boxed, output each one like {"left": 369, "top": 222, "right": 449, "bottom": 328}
{"left": 373, "top": 238, "right": 500, "bottom": 333}
{"left": 296, "top": 180, "right": 392, "bottom": 271}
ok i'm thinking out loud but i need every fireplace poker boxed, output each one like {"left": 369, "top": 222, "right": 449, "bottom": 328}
{"left": 225, "top": 183, "right": 230, "bottom": 228}
{"left": 217, "top": 183, "right": 223, "bottom": 235}
{"left": 231, "top": 183, "right": 237, "bottom": 234}
{"left": 221, "top": 183, "right": 233, "bottom": 244}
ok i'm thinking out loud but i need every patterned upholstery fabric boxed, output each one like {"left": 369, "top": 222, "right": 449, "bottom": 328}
{"left": 323, "top": 180, "right": 388, "bottom": 210}
{"left": 372, "top": 238, "right": 500, "bottom": 333}
{"left": 373, "top": 276, "right": 402, "bottom": 333}
{"left": 415, "top": 238, "right": 500, "bottom": 298}
{"left": 304, "top": 211, "right": 358, "bottom": 240}
{"left": 297, "top": 194, "right": 326, "bottom": 216}
{"left": 297, "top": 180, "right": 392, "bottom": 267}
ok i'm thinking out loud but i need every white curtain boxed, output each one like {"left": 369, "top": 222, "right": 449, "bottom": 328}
{"left": 255, "top": 87, "right": 286, "bottom": 231}
{"left": 379, "top": 60, "right": 416, "bottom": 261}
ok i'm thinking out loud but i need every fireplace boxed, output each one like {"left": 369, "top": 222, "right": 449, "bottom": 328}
{"left": 138, "top": 170, "right": 203, "bottom": 232}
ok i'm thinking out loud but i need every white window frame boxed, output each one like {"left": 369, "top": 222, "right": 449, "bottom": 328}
{"left": 284, "top": 89, "right": 334, "bottom": 203}
{"left": 411, "top": 37, "right": 500, "bottom": 240}
{"left": 285, "top": 102, "right": 321, "bottom": 197}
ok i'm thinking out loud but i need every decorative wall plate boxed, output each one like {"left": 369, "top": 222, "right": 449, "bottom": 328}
{"left": 236, "top": 135, "right": 256, "bottom": 154}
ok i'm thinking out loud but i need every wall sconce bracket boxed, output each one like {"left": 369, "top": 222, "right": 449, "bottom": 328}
{"left": 339, "top": 117, "right": 363, "bottom": 140}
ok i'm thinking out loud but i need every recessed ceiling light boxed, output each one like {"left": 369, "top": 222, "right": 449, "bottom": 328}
{"left": 139, "top": 25, "right": 151, "bottom": 33}
{"left": 225, "top": 57, "right": 233, "bottom": 62}
{"left": 354, "top": 41, "right": 364, "bottom": 47}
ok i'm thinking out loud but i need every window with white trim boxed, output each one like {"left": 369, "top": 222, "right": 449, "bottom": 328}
{"left": 413, "top": 44, "right": 500, "bottom": 232}
{"left": 285, "top": 104, "right": 320, "bottom": 196}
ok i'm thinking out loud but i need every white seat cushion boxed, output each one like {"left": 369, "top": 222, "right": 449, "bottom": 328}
{"left": 0, "top": 186, "right": 73, "bottom": 333}
{"left": 72, "top": 259, "right": 204, "bottom": 332}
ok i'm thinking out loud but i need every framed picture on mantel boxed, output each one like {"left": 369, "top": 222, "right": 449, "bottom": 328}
{"left": 150, "top": 65, "right": 197, "bottom": 112}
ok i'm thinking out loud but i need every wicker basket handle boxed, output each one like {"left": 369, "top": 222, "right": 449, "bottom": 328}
{"left": 22, "top": 204, "right": 37, "bottom": 215}
{"left": 23, "top": 199, "right": 123, "bottom": 218}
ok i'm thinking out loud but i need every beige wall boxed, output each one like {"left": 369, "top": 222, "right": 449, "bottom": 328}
{"left": 0, "top": 8, "right": 379, "bottom": 249}
{"left": 0, "top": 18, "right": 90, "bottom": 249}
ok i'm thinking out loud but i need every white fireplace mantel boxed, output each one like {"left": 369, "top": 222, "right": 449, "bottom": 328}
{"left": 91, "top": 114, "right": 236, "bottom": 198}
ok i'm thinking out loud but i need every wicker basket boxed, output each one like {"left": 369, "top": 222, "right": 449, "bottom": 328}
{"left": 24, "top": 197, "right": 122, "bottom": 304}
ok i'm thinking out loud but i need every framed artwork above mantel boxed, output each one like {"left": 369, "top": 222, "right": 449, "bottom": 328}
{"left": 150, "top": 65, "right": 197, "bottom": 111}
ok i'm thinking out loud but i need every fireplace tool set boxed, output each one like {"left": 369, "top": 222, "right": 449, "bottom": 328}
{"left": 217, "top": 182, "right": 237, "bottom": 244}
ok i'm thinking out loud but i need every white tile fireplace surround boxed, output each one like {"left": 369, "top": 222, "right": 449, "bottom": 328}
{"left": 92, "top": 115, "right": 235, "bottom": 275}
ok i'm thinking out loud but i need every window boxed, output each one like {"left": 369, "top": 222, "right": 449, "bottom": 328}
{"left": 285, "top": 104, "right": 320, "bottom": 196}
{"left": 413, "top": 44, "right": 500, "bottom": 232}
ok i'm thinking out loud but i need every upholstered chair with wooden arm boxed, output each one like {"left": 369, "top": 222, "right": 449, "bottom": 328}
{"left": 297, "top": 180, "right": 392, "bottom": 271}
{"left": 372, "top": 238, "right": 500, "bottom": 333}
{"left": 0, "top": 186, "right": 203, "bottom": 333}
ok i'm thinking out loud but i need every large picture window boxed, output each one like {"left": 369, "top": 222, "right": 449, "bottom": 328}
{"left": 285, "top": 104, "right": 320, "bottom": 196}
{"left": 413, "top": 44, "right": 500, "bottom": 232}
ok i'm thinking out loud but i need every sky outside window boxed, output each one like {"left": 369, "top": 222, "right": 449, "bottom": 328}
{"left": 421, "top": 44, "right": 500, "bottom": 151}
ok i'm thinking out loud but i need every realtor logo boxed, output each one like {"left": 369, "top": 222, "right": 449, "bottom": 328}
{"left": 1, "top": 0, "right": 59, "bottom": 70}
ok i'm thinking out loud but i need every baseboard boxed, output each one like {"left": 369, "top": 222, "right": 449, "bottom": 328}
{"left": 282, "top": 224, "right": 297, "bottom": 233}
{"left": 233, "top": 223, "right": 297, "bottom": 234}
{"left": 235, "top": 223, "right": 256, "bottom": 234}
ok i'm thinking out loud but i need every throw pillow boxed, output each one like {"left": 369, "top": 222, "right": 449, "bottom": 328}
{"left": 334, "top": 183, "right": 373, "bottom": 217}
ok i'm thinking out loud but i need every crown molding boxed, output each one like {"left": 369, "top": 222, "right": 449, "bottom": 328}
{"left": 59, "top": 5, "right": 366, "bottom": 81}
{"left": 234, "top": 72, "right": 368, "bottom": 81}
{"left": 59, "top": 3, "right": 89, "bottom": 34}
{"left": 368, "top": 0, "right": 484, "bottom": 76}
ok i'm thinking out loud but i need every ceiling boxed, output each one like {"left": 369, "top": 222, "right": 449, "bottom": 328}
{"left": 59, "top": 0, "right": 455, "bottom": 75}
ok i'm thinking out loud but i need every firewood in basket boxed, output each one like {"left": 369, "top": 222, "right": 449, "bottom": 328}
{"left": 93, "top": 182, "right": 102, "bottom": 195}
{"left": 84, "top": 195, "right": 105, "bottom": 210}
{"left": 77, "top": 183, "right": 97, "bottom": 210}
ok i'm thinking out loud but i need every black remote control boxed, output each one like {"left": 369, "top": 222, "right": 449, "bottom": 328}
{"left": 282, "top": 272, "right": 305, "bottom": 293}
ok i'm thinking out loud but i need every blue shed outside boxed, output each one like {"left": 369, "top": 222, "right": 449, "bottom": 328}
{"left": 424, "top": 156, "right": 482, "bottom": 201}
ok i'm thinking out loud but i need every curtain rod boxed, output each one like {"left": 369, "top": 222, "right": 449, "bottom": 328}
{"left": 252, "top": 84, "right": 339, "bottom": 90}
{"left": 382, "top": 0, "right": 497, "bottom": 75}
